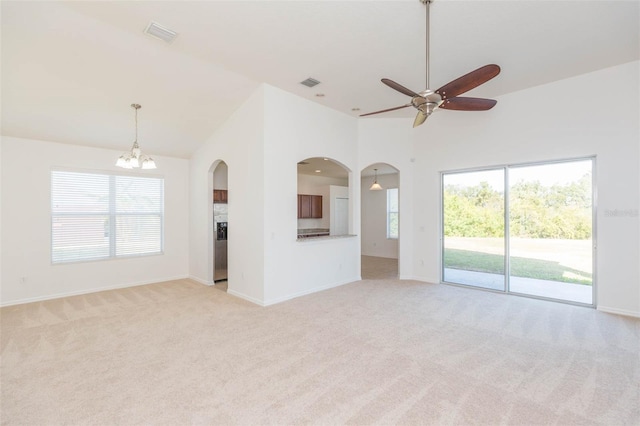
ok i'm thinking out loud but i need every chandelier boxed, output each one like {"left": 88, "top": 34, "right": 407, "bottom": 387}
{"left": 370, "top": 168, "right": 383, "bottom": 191}
{"left": 116, "top": 104, "right": 157, "bottom": 169}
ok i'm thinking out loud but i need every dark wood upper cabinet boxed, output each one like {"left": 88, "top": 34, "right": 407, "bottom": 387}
{"left": 311, "top": 195, "right": 322, "bottom": 218}
{"left": 298, "top": 195, "right": 310, "bottom": 218}
{"left": 213, "top": 189, "right": 228, "bottom": 204}
{"left": 298, "top": 194, "right": 322, "bottom": 218}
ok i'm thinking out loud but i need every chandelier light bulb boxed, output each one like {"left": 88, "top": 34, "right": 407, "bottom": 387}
{"left": 142, "top": 158, "right": 157, "bottom": 170}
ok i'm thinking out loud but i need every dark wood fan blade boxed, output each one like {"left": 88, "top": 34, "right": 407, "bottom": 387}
{"left": 381, "top": 79, "right": 420, "bottom": 97}
{"left": 435, "top": 64, "right": 500, "bottom": 99}
{"left": 440, "top": 97, "right": 497, "bottom": 111}
{"left": 360, "top": 104, "right": 412, "bottom": 117}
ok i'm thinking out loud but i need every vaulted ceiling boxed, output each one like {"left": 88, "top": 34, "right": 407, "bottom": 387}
{"left": 2, "top": 1, "right": 638, "bottom": 159}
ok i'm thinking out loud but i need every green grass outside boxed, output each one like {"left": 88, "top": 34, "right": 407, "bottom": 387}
{"left": 444, "top": 248, "right": 592, "bottom": 285}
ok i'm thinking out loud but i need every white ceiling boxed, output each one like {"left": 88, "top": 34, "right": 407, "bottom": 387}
{"left": 2, "top": 1, "right": 638, "bottom": 159}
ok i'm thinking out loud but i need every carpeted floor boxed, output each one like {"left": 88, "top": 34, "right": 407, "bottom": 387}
{"left": 1, "top": 272, "right": 639, "bottom": 425}
{"left": 361, "top": 255, "right": 398, "bottom": 280}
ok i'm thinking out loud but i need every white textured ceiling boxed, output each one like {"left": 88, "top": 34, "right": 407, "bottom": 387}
{"left": 2, "top": 1, "right": 638, "bottom": 159}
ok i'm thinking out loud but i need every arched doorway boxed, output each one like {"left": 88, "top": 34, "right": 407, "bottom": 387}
{"left": 209, "top": 160, "right": 228, "bottom": 291}
{"left": 360, "top": 163, "right": 400, "bottom": 279}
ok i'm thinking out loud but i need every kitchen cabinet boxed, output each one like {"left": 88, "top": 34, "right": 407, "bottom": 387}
{"left": 298, "top": 194, "right": 322, "bottom": 218}
{"left": 213, "top": 189, "right": 228, "bottom": 204}
{"left": 311, "top": 195, "right": 322, "bottom": 218}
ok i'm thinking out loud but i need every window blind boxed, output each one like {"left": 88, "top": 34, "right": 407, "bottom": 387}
{"left": 51, "top": 170, "right": 163, "bottom": 264}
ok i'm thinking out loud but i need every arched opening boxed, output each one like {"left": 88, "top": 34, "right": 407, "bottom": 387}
{"left": 360, "top": 163, "right": 400, "bottom": 279}
{"left": 209, "top": 160, "right": 228, "bottom": 291}
{"left": 297, "top": 157, "right": 351, "bottom": 239}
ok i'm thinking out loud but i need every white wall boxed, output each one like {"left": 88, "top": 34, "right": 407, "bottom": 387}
{"left": 262, "top": 84, "right": 360, "bottom": 305}
{"left": 191, "top": 84, "right": 412, "bottom": 306}
{"left": 411, "top": 61, "right": 640, "bottom": 317}
{"left": 0, "top": 136, "right": 190, "bottom": 305}
{"left": 189, "top": 86, "right": 266, "bottom": 304}
{"left": 361, "top": 172, "right": 399, "bottom": 259}
{"left": 191, "top": 85, "right": 417, "bottom": 306}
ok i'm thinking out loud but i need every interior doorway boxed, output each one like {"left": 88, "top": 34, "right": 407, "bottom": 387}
{"left": 360, "top": 163, "right": 400, "bottom": 280}
{"left": 210, "top": 161, "right": 228, "bottom": 292}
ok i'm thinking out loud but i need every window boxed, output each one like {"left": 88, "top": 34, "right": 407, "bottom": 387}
{"left": 51, "top": 170, "right": 164, "bottom": 264}
{"left": 387, "top": 188, "right": 399, "bottom": 239}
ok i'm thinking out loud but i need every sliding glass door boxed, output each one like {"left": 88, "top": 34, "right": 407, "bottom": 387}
{"left": 442, "top": 158, "right": 594, "bottom": 305}
{"left": 442, "top": 169, "right": 505, "bottom": 291}
{"left": 508, "top": 160, "right": 593, "bottom": 304}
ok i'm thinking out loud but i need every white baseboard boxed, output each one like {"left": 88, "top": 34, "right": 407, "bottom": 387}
{"left": 262, "top": 276, "right": 360, "bottom": 306}
{"left": 361, "top": 254, "right": 399, "bottom": 260}
{"left": 189, "top": 275, "right": 214, "bottom": 286}
{"left": 226, "top": 277, "right": 360, "bottom": 307}
{"left": 226, "top": 289, "right": 266, "bottom": 306}
{"left": 402, "top": 275, "right": 438, "bottom": 283}
{"left": 0, "top": 275, "right": 190, "bottom": 307}
{"left": 400, "top": 274, "right": 426, "bottom": 281}
{"left": 597, "top": 305, "right": 640, "bottom": 318}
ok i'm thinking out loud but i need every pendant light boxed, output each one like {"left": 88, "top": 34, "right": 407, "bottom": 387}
{"left": 369, "top": 168, "right": 383, "bottom": 191}
{"left": 116, "top": 104, "right": 157, "bottom": 170}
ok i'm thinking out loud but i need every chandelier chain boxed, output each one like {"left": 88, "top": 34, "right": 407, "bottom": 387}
{"left": 131, "top": 103, "right": 141, "bottom": 147}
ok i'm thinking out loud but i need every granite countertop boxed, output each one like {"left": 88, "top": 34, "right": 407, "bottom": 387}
{"left": 296, "top": 234, "right": 357, "bottom": 242}
{"left": 297, "top": 228, "right": 330, "bottom": 236}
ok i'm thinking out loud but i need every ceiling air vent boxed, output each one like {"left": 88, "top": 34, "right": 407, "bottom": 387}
{"left": 144, "top": 21, "right": 178, "bottom": 43}
{"left": 300, "top": 78, "right": 321, "bottom": 88}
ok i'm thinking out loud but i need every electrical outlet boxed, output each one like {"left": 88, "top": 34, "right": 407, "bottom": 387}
{"left": 19, "top": 276, "right": 27, "bottom": 284}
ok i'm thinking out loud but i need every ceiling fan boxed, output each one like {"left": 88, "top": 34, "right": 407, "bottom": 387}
{"left": 361, "top": 0, "right": 501, "bottom": 127}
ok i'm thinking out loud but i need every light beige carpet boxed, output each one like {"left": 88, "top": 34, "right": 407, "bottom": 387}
{"left": 1, "top": 276, "right": 639, "bottom": 425}
{"left": 361, "top": 255, "right": 398, "bottom": 280}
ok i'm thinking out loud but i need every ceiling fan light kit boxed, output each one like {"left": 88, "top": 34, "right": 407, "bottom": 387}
{"left": 361, "top": 0, "right": 500, "bottom": 127}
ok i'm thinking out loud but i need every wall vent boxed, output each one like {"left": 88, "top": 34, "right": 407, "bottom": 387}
{"left": 144, "top": 21, "right": 178, "bottom": 43}
{"left": 300, "top": 78, "right": 321, "bottom": 88}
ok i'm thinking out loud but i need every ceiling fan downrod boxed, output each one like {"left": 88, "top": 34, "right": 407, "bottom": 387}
{"left": 421, "top": 0, "right": 433, "bottom": 90}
